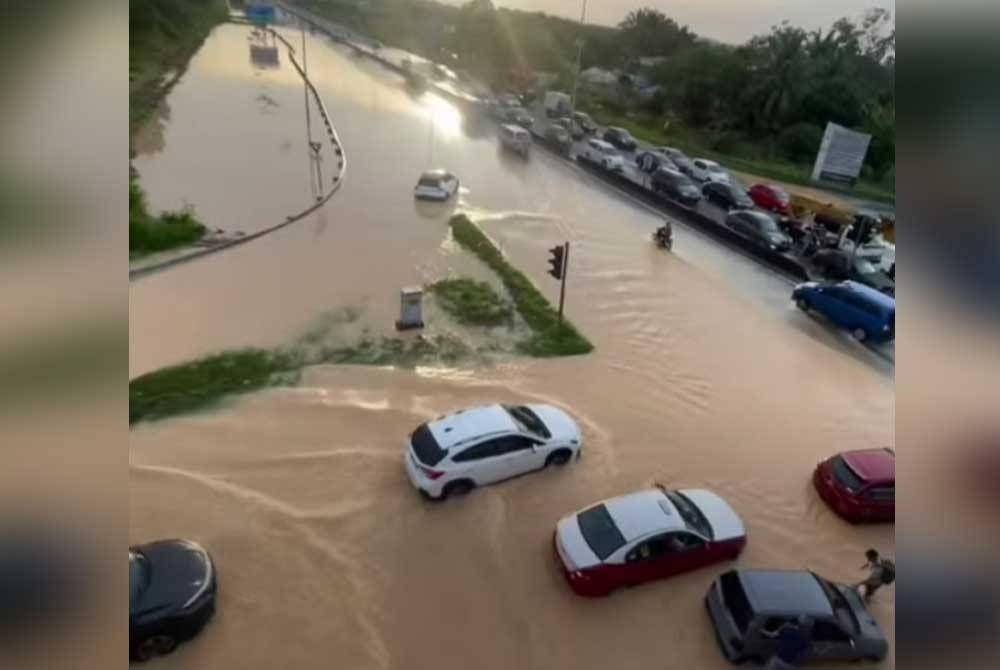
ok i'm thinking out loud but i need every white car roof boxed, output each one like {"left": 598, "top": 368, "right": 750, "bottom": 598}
{"left": 589, "top": 139, "right": 614, "bottom": 149}
{"left": 604, "top": 489, "right": 685, "bottom": 541}
{"left": 427, "top": 405, "right": 518, "bottom": 449}
{"left": 420, "top": 169, "right": 451, "bottom": 179}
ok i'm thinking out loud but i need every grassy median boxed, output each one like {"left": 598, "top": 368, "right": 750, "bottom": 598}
{"left": 448, "top": 214, "right": 593, "bottom": 357}
{"left": 429, "top": 278, "right": 513, "bottom": 327}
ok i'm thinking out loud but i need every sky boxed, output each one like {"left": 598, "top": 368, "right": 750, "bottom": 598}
{"left": 450, "top": 0, "right": 896, "bottom": 45}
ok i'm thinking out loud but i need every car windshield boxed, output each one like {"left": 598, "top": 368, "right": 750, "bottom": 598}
{"left": 129, "top": 551, "right": 150, "bottom": 610}
{"left": 754, "top": 214, "right": 780, "bottom": 233}
{"left": 577, "top": 504, "right": 627, "bottom": 560}
{"left": 815, "top": 574, "right": 861, "bottom": 634}
{"left": 411, "top": 423, "right": 447, "bottom": 465}
{"left": 418, "top": 176, "right": 441, "bottom": 187}
{"left": 503, "top": 405, "right": 551, "bottom": 439}
{"left": 830, "top": 456, "right": 864, "bottom": 493}
{"left": 666, "top": 491, "right": 714, "bottom": 539}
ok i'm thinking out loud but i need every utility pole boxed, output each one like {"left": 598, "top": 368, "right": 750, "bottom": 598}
{"left": 570, "top": 0, "right": 588, "bottom": 117}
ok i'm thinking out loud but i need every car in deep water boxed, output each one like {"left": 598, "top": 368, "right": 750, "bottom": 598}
{"left": 725, "top": 209, "right": 793, "bottom": 252}
{"left": 705, "top": 569, "right": 889, "bottom": 664}
{"left": 554, "top": 485, "right": 746, "bottom": 596}
{"left": 413, "top": 170, "right": 459, "bottom": 201}
{"left": 792, "top": 280, "right": 895, "bottom": 343}
{"left": 814, "top": 448, "right": 895, "bottom": 523}
{"left": 129, "top": 539, "right": 218, "bottom": 662}
{"left": 405, "top": 403, "right": 582, "bottom": 499}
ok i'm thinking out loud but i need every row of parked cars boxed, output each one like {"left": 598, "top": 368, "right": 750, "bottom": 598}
{"left": 403, "top": 402, "right": 893, "bottom": 664}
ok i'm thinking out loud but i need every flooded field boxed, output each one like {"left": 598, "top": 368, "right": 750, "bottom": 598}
{"left": 130, "top": 20, "right": 895, "bottom": 670}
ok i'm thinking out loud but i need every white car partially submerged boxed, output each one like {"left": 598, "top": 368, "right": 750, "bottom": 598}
{"left": 690, "top": 158, "right": 731, "bottom": 184}
{"left": 414, "top": 170, "right": 459, "bottom": 201}
{"left": 405, "top": 404, "right": 582, "bottom": 499}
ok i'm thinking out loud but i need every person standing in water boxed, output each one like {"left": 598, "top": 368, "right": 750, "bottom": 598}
{"left": 856, "top": 548, "right": 895, "bottom": 600}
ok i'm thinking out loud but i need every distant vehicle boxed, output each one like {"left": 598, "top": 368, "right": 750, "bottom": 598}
{"left": 544, "top": 122, "right": 573, "bottom": 152}
{"left": 792, "top": 280, "right": 895, "bottom": 342}
{"left": 702, "top": 181, "right": 755, "bottom": 210}
{"left": 404, "top": 404, "right": 582, "bottom": 499}
{"left": 554, "top": 485, "right": 745, "bottom": 596}
{"left": 554, "top": 116, "right": 584, "bottom": 140}
{"left": 748, "top": 183, "right": 791, "bottom": 215}
{"left": 705, "top": 569, "right": 889, "bottom": 664}
{"left": 814, "top": 448, "right": 895, "bottom": 523}
{"left": 810, "top": 249, "right": 895, "bottom": 296}
{"left": 544, "top": 90, "right": 572, "bottom": 118}
{"left": 572, "top": 111, "right": 598, "bottom": 134}
{"left": 690, "top": 158, "right": 730, "bottom": 183}
{"left": 651, "top": 167, "right": 702, "bottom": 206}
{"left": 636, "top": 149, "right": 677, "bottom": 173}
{"left": 504, "top": 107, "right": 534, "bottom": 129}
{"left": 498, "top": 123, "right": 531, "bottom": 157}
{"left": 725, "top": 210, "right": 792, "bottom": 251}
{"left": 581, "top": 139, "right": 624, "bottom": 172}
{"left": 602, "top": 126, "right": 638, "bottom": 151}
{"left": 130, "top": 539, "right": 217, "bottom": 662}
{"left": 659, "top": 147, "right": 695, "bottom": 175}
{"left": 414, "top": 170, "right": 459, "bottom": 201}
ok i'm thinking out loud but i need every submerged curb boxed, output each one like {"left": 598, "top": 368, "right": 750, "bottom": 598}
{"left": 129, "top": 24, "right": 347, "bottom": 281}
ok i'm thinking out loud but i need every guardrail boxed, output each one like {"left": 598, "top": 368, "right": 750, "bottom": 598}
{"left": 129, "top": 24, "right": 347, "bottom": 281}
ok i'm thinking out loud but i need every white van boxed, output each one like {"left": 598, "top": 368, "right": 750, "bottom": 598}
{"left": 499, "top": 124, "right": 531, "bottom": 157}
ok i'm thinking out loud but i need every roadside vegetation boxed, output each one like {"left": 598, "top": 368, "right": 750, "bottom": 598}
{"left": 295, "top": 0, "right": 893, "bottom": 201}
{"left": 129, "top": 174, "right": 206, "bottom": 258}
{"left": 429, "top": 278, "right": 513, "bottom": 327}
{"left": 448, "top": 214, "right": 593, "bottom": 356}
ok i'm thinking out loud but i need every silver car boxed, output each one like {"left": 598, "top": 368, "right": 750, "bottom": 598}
{"left": 705, "top": 569, "right": 889, "bottom": 664}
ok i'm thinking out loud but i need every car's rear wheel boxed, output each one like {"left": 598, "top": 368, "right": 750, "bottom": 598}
{"left": 852, "top": 327, "right": 868, "bottom": 342}
{"left": 796, "top": 297, "right": 810, "bottom": 311}
{"left": 546, "top": 449, "right": 572, "bottom": 467}
{"left": 442, "top": 480, "right": 474, "bottom": 499}
{"left": 135, "top": 634, "right": 177, "bottom": 662}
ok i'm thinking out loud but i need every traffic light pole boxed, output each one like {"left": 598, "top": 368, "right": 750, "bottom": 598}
{"left": 558, "top": 242, "right": 569, "bottom": 324}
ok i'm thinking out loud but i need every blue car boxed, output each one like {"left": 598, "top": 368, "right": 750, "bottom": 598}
{"left": 792, "top": 280, "right": 895, "bottom": 342}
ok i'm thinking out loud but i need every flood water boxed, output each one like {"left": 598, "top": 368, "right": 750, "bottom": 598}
{"left": 130, "top": 20, "right": 895, "bottom": 669}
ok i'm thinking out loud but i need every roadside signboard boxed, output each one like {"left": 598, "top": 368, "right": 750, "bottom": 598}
{"left": 811, "top": 122, "right": 872, "bottom": 186}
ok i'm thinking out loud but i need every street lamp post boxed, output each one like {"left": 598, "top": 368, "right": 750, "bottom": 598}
{"left": 570, "top": 0, "right": 588, "bottom": 117}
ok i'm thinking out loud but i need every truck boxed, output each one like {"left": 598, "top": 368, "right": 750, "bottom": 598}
{"left": 544, "top": 91, "right": 572, "bottom": 118}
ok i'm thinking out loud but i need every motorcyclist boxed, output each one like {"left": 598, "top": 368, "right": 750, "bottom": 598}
{"left": 654, "top": 221, "right": 672, "bottom": 246}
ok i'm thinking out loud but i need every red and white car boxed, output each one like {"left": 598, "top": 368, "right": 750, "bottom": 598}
{"left": 554, "top": 486, "right": 746, "bottom": 596}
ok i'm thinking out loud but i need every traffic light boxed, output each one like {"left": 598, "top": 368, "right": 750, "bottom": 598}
{"left": 548, "top": 244, "right": 565, "bottom": 280}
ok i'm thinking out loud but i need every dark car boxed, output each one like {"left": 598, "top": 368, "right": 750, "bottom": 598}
{"left": 636, "top": 150, "right": 676, "bottom": 173}
{"left": 792, "top": 280, "right": 895, "bottom": 343}
{"left": 725, "top": 210, "right": 792, "bottom": 251}
{"left": 602, "top": 126, "right": 637, "bottom": 151}
{"left": 572, "top": 111, "right": 597, "bottom": 134}
{"left": 651, "top": 168, "right": 702, "bottom": 206}
{"left": 555, "top": 116, "right": 584, "bottom": 140}
{"left": 705, "top": 569, "right": 889, "bottom": 665}
{"left": 703, "top": 181, "right": 755, "bottom": 210}
{"left": 130, "top": 539, "right": 218, "bottom": 662}
{"left": 814, "top": 448, "right": 895, "bottom": 523}
{"left": 504, "top": 107, "right": 534, "bottom": 129}
{"left": 811, "top": 249, "right": 895, "bottom": 295}
{"left": 544, "top": 122, "right": 573, "bottom": 152}
{"left": 660, "top": 147, "right": 695, "bottom": 176}
{"left": 747, "top": 183, "right": 791, "bottom": 215}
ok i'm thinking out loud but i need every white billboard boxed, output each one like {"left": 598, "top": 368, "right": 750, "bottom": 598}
{"left": 811, "top": 122, "right": 872, "bottom": 185}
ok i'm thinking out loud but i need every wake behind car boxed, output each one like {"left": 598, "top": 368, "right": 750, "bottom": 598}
{"left": 405, "top": 404, "right": 582, "bottom": 499}
{"left": 814, "top": 448, "right": 895, "bottom": 523}
{"left": 705, "top": 569, "right": 889, "bottom": 664}
{"left": 130, "top": 539, "right": 217, "bottom": 662}
{"left": 602, "top": 126, "right": 638, "bottom": 151}
{"left": 554, "top": 485, "right": 746, "bottom": 596}
{"left": 414, "top": 170, "right": 459, "bottom": 201}
{"left": 651, "top": 167, "right": 702, "bottom": 206}
{"left": 792, "top": 280, "right": 895, "bottom": 343}
{"left": 581, "top": 139, "right": 624, "bottom": 172}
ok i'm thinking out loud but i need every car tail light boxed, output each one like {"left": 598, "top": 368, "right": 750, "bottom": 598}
{"left": 418, "top": 465, "right": 445, "bottom": 480}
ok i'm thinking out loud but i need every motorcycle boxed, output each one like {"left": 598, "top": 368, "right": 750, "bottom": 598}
{"left": 653, "top": 225, "right": 672, "bottom": 251}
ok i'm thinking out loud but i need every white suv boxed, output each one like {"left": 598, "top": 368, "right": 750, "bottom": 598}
{"left": 581, "top": 139, "right": 624, "bottom": 172}
{"left": 405, "top": 404, "right": 582, "bottom": 499}
{"left": 690, "top": 158, "right": 730, "bottom": 184}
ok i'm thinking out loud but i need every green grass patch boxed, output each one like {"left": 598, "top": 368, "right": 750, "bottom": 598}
{"left": 129, "top": 175, "right": 206, "bottom": 257}
{"left": 448, "top": 214, "right": 593, "bottom": 357}
{"left": 589, "top": 110, "right": 895, "bottom": 205}
{"left": 429, "top": 278, "right": 513, "bottom": 327}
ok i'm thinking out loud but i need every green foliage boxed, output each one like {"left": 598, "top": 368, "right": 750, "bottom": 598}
{"left": 429, "top": 278, "right": 513, "bottom": 327}
{"left": 778, "top": 122, "right": 824, "bottom": 163}
{"left": 618, "top": 8, "right": 695, "bottom": 60}
{"left": 129, "top": 175, "right": 206, "bottom": 256}
{"left": 448, "top": 215, "right": 593, "bottom": 356}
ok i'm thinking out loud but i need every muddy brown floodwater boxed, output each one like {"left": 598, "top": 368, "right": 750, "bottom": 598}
{"left": 130, "top": 20, "right": 894, "bottom": 670}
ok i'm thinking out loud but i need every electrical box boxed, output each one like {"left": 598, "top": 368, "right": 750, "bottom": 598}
{"left": 396, "top": 287, "right": 424, "bottom": 330}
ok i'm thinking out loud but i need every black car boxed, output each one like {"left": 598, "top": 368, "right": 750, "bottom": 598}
{"left": 602, "top": 126, "right": 637, "bottom": 151}
{"left": 660, "top": 147, "right": 695, "bottom": 176}
{"left": 811, "top": 249, "right": 895, "bottom": 295}
{"left": 130, "top": 539, "right": 218, "bottom": 662}
{"left": 651, "top": 168, "right": 702, "bottom": 206}
{"left": 572, "top": 111, "right": 598, "bottom": 134}
{"left": 725, "top": 210, "right": 793, "bottom": 252}
{"left": 702, "top": 180, "right": 755, "bottom": 210}
{"left": 636, "top": 150, "right": 676, "bottom": 174}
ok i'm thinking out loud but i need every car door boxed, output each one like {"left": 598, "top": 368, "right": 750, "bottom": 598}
{"left": 810, "top": 619, "right": 857, "bottom": 661}
{"left": 622, "top": 535, "right": 671, "bottom": 586}
{"left": 862, "top": 485, "right": 894, "bottom": 521}
{"left": 659, "top": 531, "right": 712, "bottom": 576}
{"left": 752, "top": 616, "right": 796, "bottom": 661}
{"left": 496, "top": 435, "right": 545, "bottom": 477}
{"left": 692, "top": 160, "right": 706, "bottom": 180}
{"left": 450, "top": 439, "right": 507, "bottom": 484}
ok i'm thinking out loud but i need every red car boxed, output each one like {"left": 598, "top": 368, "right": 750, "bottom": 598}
{"left": 554, "top": 486, "right": 746, "bottom": 596}
{"left": 748, "top": 183, "right": 790, "bottom": 215}
{"left": 813, "top": 448, "right": 895, "bottom": 523}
